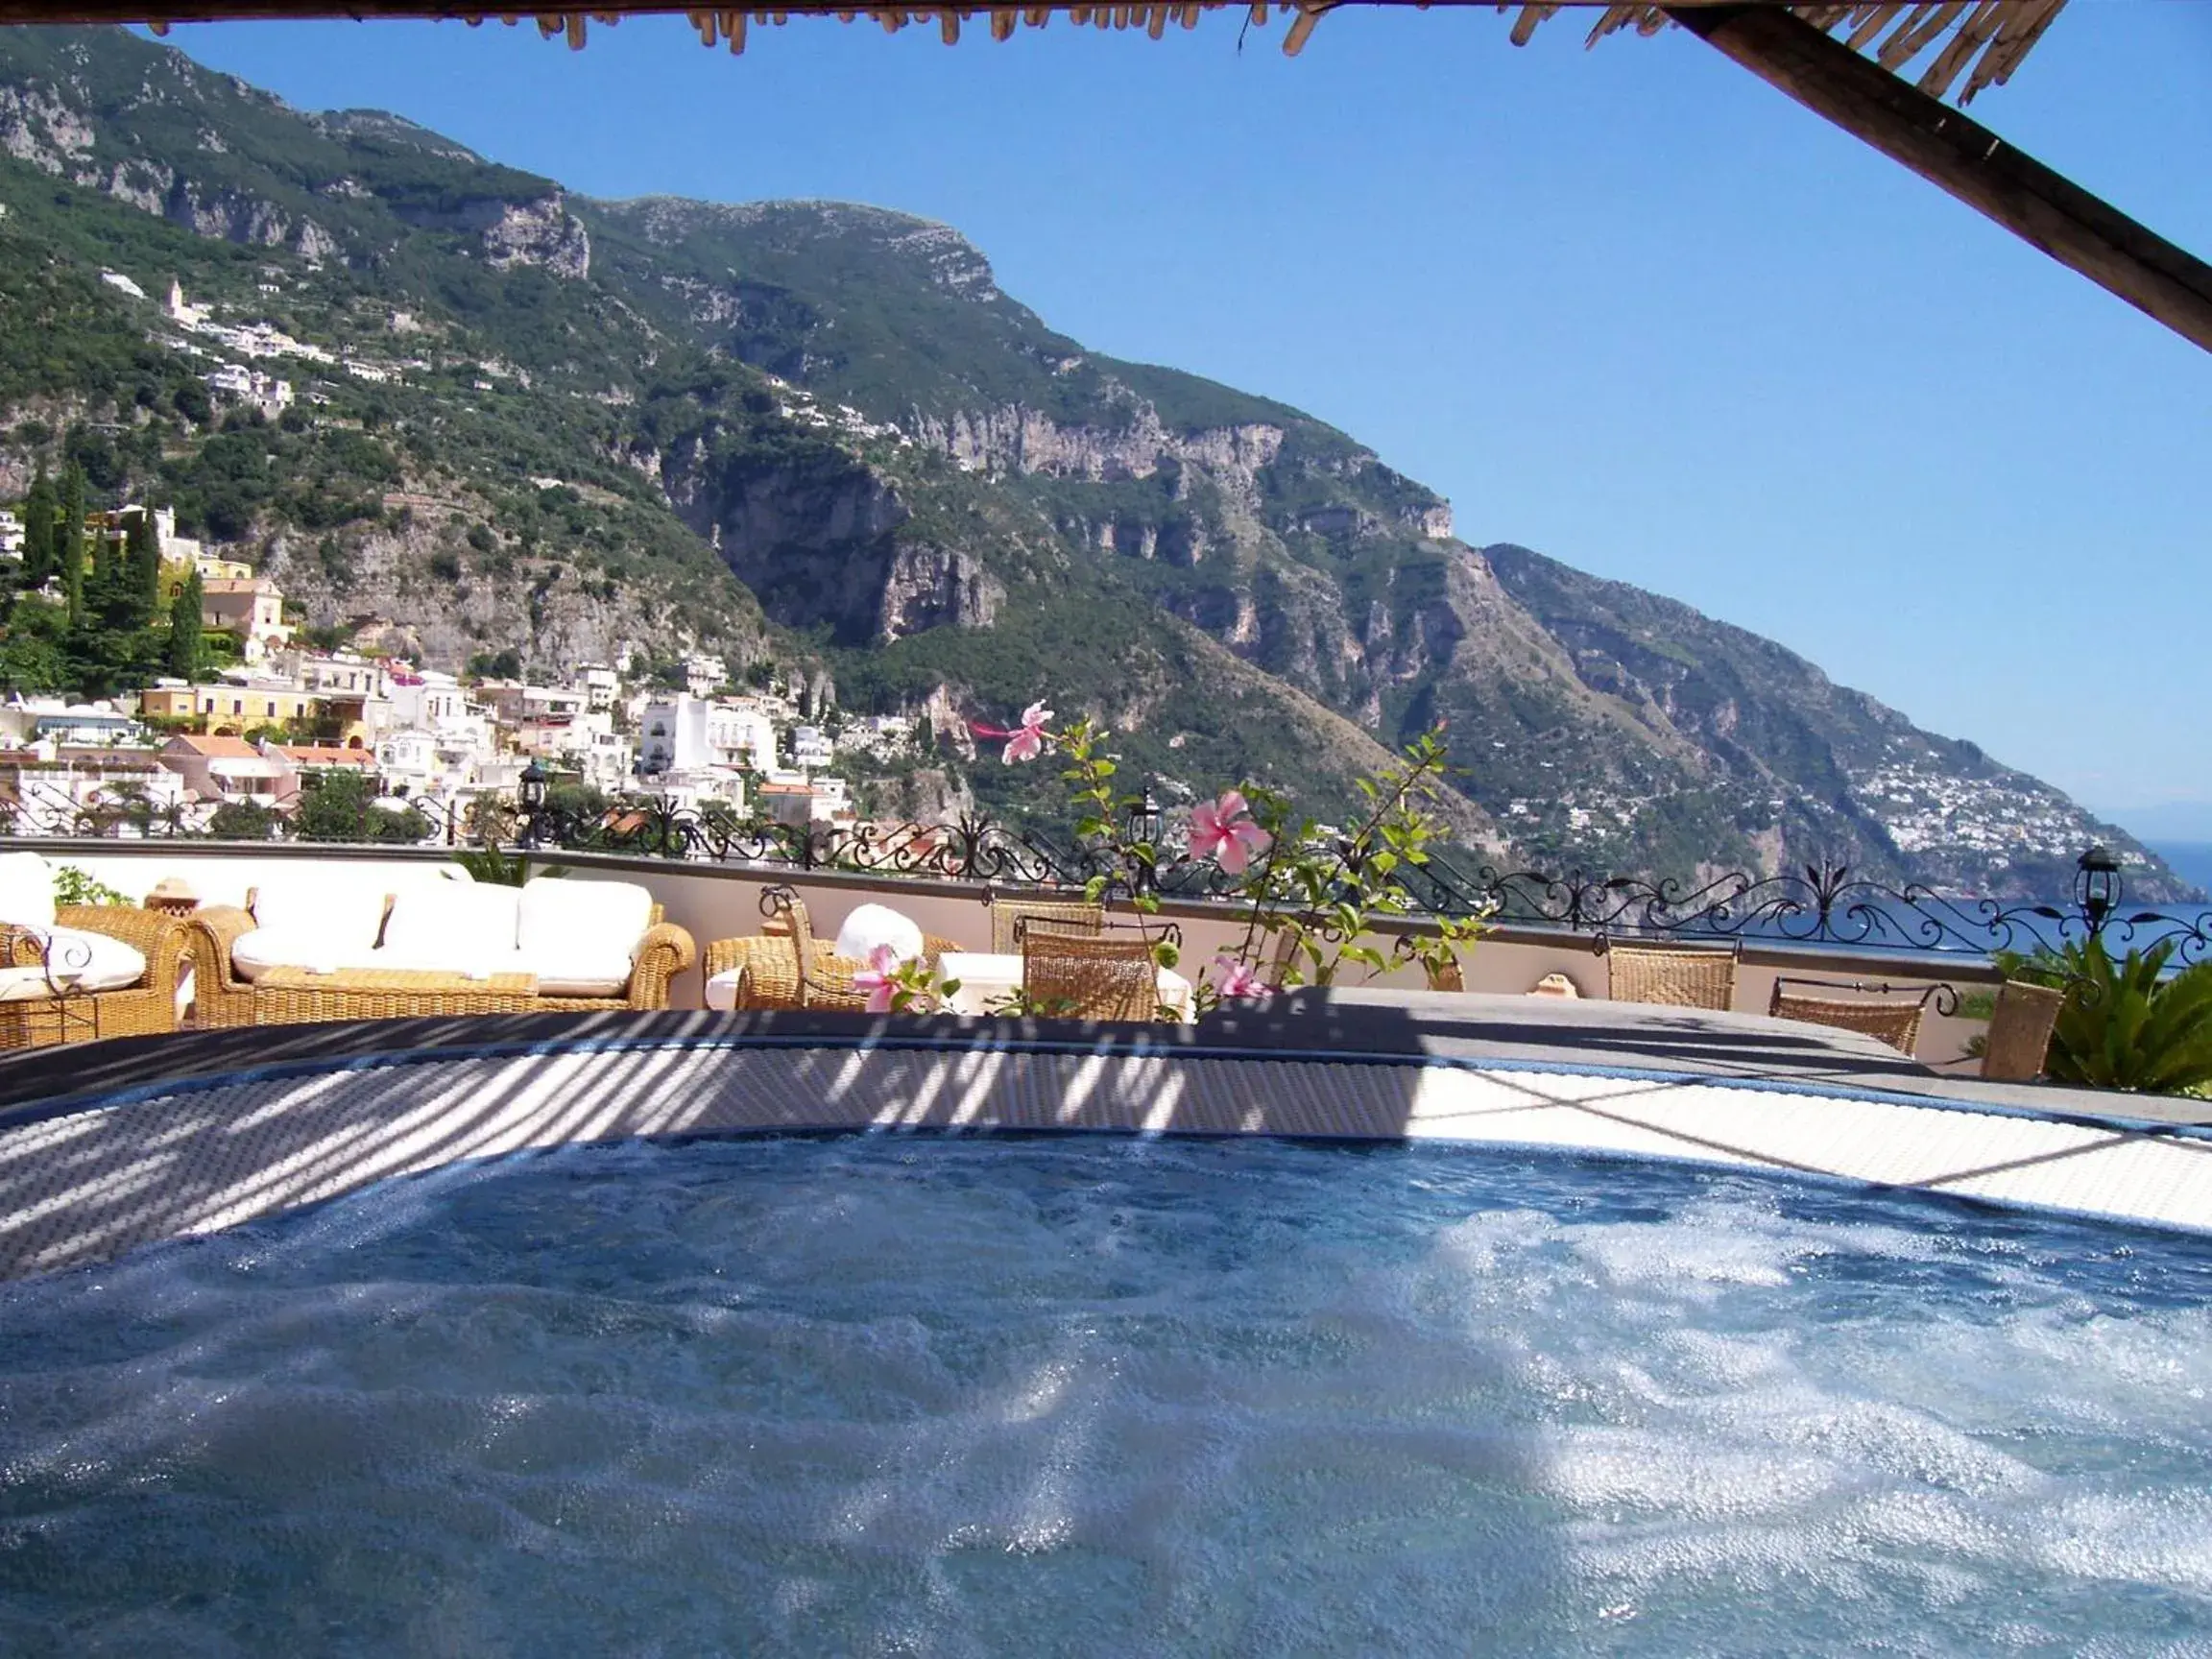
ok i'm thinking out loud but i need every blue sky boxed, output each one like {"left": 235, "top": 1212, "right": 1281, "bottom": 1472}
{"left": 151, "top": 6, "right": 2212, "bottom": 830}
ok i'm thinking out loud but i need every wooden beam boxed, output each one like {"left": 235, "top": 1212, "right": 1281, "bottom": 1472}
{"left": 1663, "top": 2, "right": 2212, "bottom": 355}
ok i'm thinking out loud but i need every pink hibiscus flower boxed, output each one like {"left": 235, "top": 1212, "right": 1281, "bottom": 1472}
{"left": 1188, "top": 789, "right": 1272, "bottom": 875}
{"left": 1003, "top": 701, "right": 1053, "bottom": 764}
{"left": 851, "top": 943, "right": 901, "bottom": 1014}
{"left": 1214, "top": 954, "right": 1271, "bottom": 1001}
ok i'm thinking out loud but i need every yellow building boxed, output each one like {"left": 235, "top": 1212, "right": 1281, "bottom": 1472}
{"left": 158, "top": 553, "right": 255, "bottom": 603}
{"left": 139, "top": 684, "right": 324, "bottom": 736}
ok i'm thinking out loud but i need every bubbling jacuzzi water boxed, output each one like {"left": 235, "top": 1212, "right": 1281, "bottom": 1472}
{"left": 3, "top": 1135, "right": 2210, "bottom": 1653}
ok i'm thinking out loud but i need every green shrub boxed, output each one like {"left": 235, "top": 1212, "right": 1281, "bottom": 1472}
{"left": 53, "top": 865, "right": 131, "bottom": 906}
{"left": 1995, "top": 937, "right": 2212, "bottom": 1095}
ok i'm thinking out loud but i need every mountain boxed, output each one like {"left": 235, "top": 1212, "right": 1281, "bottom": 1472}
{"left": 0, "top": 24, "right": 2187, "bottom": 902}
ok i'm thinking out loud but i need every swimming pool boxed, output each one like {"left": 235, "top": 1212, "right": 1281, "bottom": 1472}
{"left": 3, "top": 1135, "right": 2209, "bottom": 1652}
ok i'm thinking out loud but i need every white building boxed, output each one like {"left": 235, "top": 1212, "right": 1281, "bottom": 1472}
{"left": 288, "top": 651, "right": 388, "bottom": 701}
{"left": 638, "top": 694, "right": 772, "bottom": 776}
{"left": 0, "top": 698, "right": 145, "bottom": 749}
{"left": 388, "top": 668, "right": 470, "bottom": 733}
{"left": 791, "top": 724, "right": 835, "bottom": 771}
{"left": 579, "top": 663, "right": 620, "bottom": 713}
{"left": 578, "top": 728, "right": 634, "bottom": 792}
{"left": 0, "top": 510, "right": 21, "bottom": 559}
{"left": 165, "top": 279, "right": 208, "bottom": 329}
{"left": 205, "top": 362, "right": 293, "bottom": 418}
{"left": 478, "top": 681, "right": 586, "bottom": 726}
{"left": 639, "top": 695, "right": 709, "bottom": 775}
{"left": 374, "top": 728, "right": 441, "bottom": 797}
{"left": 682, "top": 652, "right": 728, "bottom": 698}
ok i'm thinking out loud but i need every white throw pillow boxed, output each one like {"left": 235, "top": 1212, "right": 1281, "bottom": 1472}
{"left": 0, "top": 852, "right": 56, "bottom": 929}
{"left": 382, "top": 884, "right": 522, "bottom": 966}
{"left": 252, "top": 877, "right": 388, "bottom": 953}
{"left": 833, "top": 903, "right": 925, "bottom": 965}
{"left": 516, "top": 878, "right": 654, "bottom": 961}
{"left": 12, "top": 926, "right": 148, "bottom": 993}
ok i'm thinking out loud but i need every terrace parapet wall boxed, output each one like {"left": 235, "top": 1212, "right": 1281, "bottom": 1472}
{"left": 10, "top": 837, "right": 2004, "bottom": 1069}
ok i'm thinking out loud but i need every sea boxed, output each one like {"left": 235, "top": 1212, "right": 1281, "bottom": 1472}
{"left": 2151, "top": 841, "right": 2212, "bottom": 895}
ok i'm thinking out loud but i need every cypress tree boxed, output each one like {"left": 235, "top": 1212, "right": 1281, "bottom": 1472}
{"left": 19, "top": 467, "right": 55, "bottom": 589}
{"left": 123, "top": 507, "right": 159, "bottom": 631}
{"left": 59, "top": 464, "right": 86, "bottom": 628}
{"left": 167, "top": 567, "right": 205, "bottom": 682}
{"left": 89, "top": 515, "right": 117, "bottom": 625}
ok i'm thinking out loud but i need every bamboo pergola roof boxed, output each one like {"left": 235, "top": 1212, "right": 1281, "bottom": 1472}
{"left": 38, "top": 2, "right": 2065, "bottom": 108}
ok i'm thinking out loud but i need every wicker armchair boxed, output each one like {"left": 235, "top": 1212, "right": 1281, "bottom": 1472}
{"left": 1767, "top": 977, "right": 1945, "bottom": 1056}
{"left": 186, "top": 899, "right": 694, "bottom": 1027}
{"left": 1601, "top": 938, "right": 1741, "bottom": 1011}
{"left": 1981, "top": 980, "right": 2065, "bottom": 1081}
{"left": 711, "top": 886, "right": 960, "bottom": 1011}
{"left": 1021, "top": 932, "right": 1163, "bottom": 1021}
{"left": 0, "top": 905, "right": 189, "bottom": 1049}
{"left": 990, "top": 897, "right": 1106, "bottom": 955}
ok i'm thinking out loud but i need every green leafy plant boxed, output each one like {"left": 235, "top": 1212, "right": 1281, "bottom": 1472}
{"left": 1990, "top": 937, "right": 2212, "bottom": 1095}
{"left": 1012, "top": 709, "right": 1486, "bottom": 1010}
{"left": 52, "top": 864, "right": 131, "bottom": 906}
{"left": 450, "top": 843, "right": 567, "bottom": 886}
{"left": 206, "top": 799, "right": 281, "bottom": 840}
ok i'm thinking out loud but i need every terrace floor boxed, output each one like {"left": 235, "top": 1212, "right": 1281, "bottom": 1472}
{"left": 3, "top": 992, "right": 2209, "bottom": 1283}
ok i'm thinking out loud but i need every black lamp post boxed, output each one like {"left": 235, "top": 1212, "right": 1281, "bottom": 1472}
{"left": 2076, "top": 843, "right": 2122, "bottom": 934}
{"left": 1126, "top": 783, "right": 1163, "bottom": 894}
{"left": 518, "top": 758, "right": 548, "bottom": 850}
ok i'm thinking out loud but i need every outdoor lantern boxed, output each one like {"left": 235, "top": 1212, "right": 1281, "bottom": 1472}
{"left": 1126, "top": 784, "right": 1163, "bottom": 848}
{"left": 518, "top": 759, "right": 548, "bottom": 850}
{"left": 1127, "top": 784, "right": 1164, "bottom": 892}
{"left": 2076, "top": 843, "right": 2122, "bottom": 930}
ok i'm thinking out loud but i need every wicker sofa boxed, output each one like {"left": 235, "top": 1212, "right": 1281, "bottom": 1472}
{"left": 188, "top": 869, "right": 695, "bottom": 1026}
{"left": 0, "top": 852, "right": 189, "bottom": 1048}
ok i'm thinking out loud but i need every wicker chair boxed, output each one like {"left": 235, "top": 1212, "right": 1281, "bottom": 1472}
{"left": 711, "top": 886, "right": 960, "bottom": 1012}
{"left": 1601, "top": 938, "right": 1741, "bottom": 1011}
{"left": 1767, "top": 977, "right": 1940, "bottom": 1056}
{"left": 989, "top": 898, "right": 1105, "bottom": 956}
{"left": 1021, "top": 932, "right": 1163, "bottom": 1021}
{"left": 1981, "top": 980, "right": 2065, "bottom": 1081}
{"left": 0, "top": 906, "right": 189, "bottom": 1049}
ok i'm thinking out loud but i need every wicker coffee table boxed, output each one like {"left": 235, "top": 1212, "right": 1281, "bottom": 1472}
{"left": 252, "top": 967, "right": 541, "bottom": 1025}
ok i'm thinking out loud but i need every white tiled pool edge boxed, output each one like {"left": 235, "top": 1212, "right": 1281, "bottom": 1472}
{"left": 6, "top": 1040, "right": 2212, "bottom": 1281}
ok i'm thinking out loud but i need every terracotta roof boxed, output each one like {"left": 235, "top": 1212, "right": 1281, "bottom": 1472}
{"left": 165, "top": 734, "right": 263, "bottom": 759}
{"left": 277, "top": 744, "right": 376, "bottom": 766}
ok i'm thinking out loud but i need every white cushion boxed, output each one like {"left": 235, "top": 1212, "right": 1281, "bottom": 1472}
{"left": 252, "top": 877, "right": 388, "bottom": 953}
{"left": 516, "top": 947, "right": 635, "bottom": 998}
{"left": 832, "top": 902, "right": 924, "bottom": 965}
{"left": 516, "top": 878, "right": 653, "bottom": 959}
{"left": 0, "top": 926, "right": 148, "bottom": 994}
{"left": 231, "top": 925, "right": 377, "bottom": 981}
{"left": 0, "top": 853, "right": 56, "bottom": 930}
{"left": 382, "top": 884, "right": 520, "bottom": 965}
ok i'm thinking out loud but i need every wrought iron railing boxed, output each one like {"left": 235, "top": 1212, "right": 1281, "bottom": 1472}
{"left": 5, "top": 781, "right": 2201, "bottom": 968}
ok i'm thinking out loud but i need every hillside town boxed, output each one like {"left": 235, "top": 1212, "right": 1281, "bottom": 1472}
{"left": 0, "top": 498, "right": 875, "bottom": 841}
